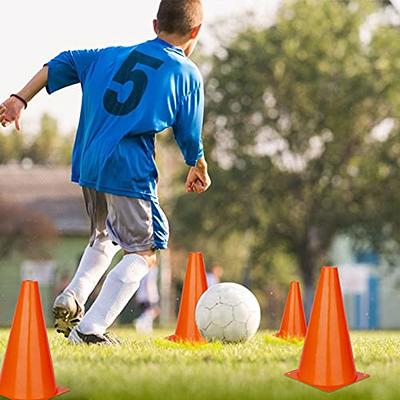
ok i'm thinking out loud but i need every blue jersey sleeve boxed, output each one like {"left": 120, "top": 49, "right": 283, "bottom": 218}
{"left": 173, "top": 85, "right": 205, "bottom": 166}
{"left": 46, "top": 49, "right": 100, "bottom": 94}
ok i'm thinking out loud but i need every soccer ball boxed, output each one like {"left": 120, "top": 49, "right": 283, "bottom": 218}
{"left": 195, "top": 282, "right": 261, "bottom": 343}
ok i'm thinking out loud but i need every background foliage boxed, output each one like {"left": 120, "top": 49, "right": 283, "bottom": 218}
{"left": 170, "top": 0, "right": 400, "bottom": 305}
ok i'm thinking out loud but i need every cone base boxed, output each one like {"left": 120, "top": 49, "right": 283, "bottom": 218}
{"left": 285, "top": 369, "right": 369, "bottom": 392}
{"left": 166, "top": 334, "right": 207, "bottom": 344}
{"left": 273, "top": 332, "right": 305, "bottom": 341}
{"left": 53, "top": 386, "right": 71, "bottom": 398}
{"left": 0, "top": 386, "right": 69, "bottom": 400}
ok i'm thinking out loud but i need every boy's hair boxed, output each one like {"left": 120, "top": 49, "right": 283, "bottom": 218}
{"left": 157, "top": 0, "right": 203, "bottom": 36}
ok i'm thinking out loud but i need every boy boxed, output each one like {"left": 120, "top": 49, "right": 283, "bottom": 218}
{"left": 0, "top": 0, "right": 211, "bottom": 345}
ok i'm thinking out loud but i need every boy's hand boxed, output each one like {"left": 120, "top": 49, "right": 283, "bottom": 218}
{"left": 0, "top": 96, "right": 25, "bottom": 131}
{"left": 185, "top": 158, "right": 211, "bottom": 193}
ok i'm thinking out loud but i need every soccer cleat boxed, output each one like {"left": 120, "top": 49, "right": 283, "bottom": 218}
{"left": 68, "top": 328, "right": 121, "bottom": 346}
{"left": 53, "top": 290, "right": 84, "bottom": 338}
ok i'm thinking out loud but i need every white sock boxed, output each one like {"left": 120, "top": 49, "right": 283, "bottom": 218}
{"left": 65, "top": 234, "right": 121, "bottom": 307}
{"left": 78, "top": 254, "right": 149, "bottom": 335}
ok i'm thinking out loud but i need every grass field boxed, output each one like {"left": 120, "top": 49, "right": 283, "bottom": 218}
{"left": 0, "top": 329, "right": 399, "bottom": 400}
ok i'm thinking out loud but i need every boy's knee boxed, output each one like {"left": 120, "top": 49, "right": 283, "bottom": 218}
{"left": 124, "top": 249, "right": 157, "bottom": 268}
{"left": 109, "top": 254, "right": 149, "bottom": 284}
{"left": 91, "top": 232, "right": 120, "bottom": 257}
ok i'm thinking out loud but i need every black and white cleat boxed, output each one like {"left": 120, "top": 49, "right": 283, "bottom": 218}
{"left": 69, "top": 328, "right": 121, "bottom": 346}
{"left": 53, "top": 290, "right": 84, "bottom": 338}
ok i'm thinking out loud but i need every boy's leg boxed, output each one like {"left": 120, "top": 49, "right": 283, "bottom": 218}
{"left": 62, "top": 232, "right": 121, "bottom": 305}
{"left": 74, "top": 250, "right": 155, "bottom": 337}
{"left": 69, "top": 194, "right": 169, "bottom": 344}
{"left": 53, "top": 188, "right": 120, "bottom": 337}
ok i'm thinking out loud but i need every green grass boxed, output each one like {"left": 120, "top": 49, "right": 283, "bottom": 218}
{"left": 0, "top": 329, "right": 399, "bottom": 400}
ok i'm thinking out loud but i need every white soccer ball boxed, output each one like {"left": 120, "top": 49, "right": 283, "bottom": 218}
{"left": 196, "top": 282, "right": 261, "bottom": 343}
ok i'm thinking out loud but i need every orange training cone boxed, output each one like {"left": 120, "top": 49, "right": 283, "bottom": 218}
{"left": 275, "top": 281, "right": 307, "bottom": 340}
{"left": 285, "top": 266, "right": 369, "bottom": 392}
{"left": 167, "top": 252, "right": 208, "bottom": 343}
{"left": 0, "top": 280, "right": 69, "bottom": 400}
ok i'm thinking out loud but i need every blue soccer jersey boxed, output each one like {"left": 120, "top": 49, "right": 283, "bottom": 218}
{"left": 46, "top": 38, "right": 204, "bottom": 201}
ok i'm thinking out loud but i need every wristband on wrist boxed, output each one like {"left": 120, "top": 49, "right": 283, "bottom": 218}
{"left": 10, "top": 94, "right": 28, "bottom": 109}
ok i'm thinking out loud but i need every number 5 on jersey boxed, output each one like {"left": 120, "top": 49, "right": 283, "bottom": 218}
{"left": 104, "top": 50, "right": 164, "bottom": 116}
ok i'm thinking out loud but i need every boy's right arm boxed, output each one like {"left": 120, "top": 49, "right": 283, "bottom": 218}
{"left": 173, "top": 78, "right": 211, "bottom": 194}
{"left": 185, "top": 157, "right": 211, "bottom": 193}
{"left": 1, "top": 49, "right": 100, "bottom": 131}
{"left": 0, "top": 66, "right": 48, "bottom": 130}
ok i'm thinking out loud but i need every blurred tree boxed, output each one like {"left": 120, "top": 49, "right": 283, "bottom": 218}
{"left": 28, "top": 114, "right": 59, "bottom": 164}
{"left": 0, "top": 113, "right": 74, "bottom": 166}
{"left": 7, "top": 129, "right": 25, "bottom": 162}
{"left": 171, "top": 0, "right": 400, "bottom": 303}
{"left": 0, "top": 132, "right": 11, "bottom": 164}
{"left": 375, "top": 0, "right": 393, "bottom": 5}
{"left": 57, "top": 132, "right": 74, "bottom": 165}
{"left": 349, "top": 23, "right": 400, "bottom": 257}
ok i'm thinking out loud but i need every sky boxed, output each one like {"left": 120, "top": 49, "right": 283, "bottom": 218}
{"left": 393, "top": 0, "right": 400, "bottom": 11}
{"left": 0, "top": 0, "right": 281, "bottom": 133}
